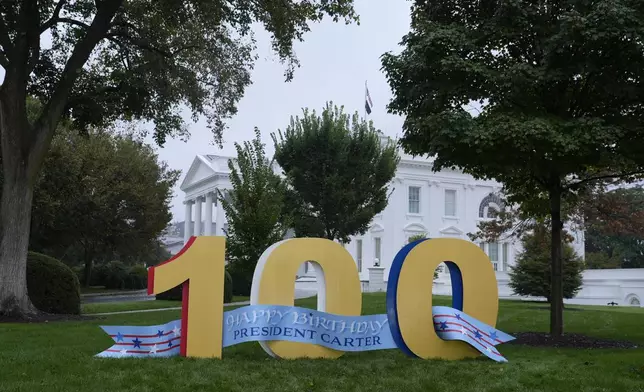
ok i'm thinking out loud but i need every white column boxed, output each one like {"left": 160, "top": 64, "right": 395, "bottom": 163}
{"left": 184, "top": 200, "right": 194, "bottom": 243}
{"left": 194, "top": 196, "right": 203, "bottom": 236}
{"left": 216, "top": 190, "right": 226, "bottom": 235}
{"left": 204, "top": 192, "right": 213, "bottom": 235}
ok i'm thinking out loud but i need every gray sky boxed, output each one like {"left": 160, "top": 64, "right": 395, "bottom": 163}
{"left": 148, "top": 0, "right": 413, "bottom": 222}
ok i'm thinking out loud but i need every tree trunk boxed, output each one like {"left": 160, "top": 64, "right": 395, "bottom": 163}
{"left": 549, "top": 187, "right": 564, "bottom": 337}
{"left": 83, "top": 255, "right": 94, "bottom": 288}
{"left": 0, "top": 163, "right": 37, "bottom": 316}
{"left": 0, "top": 95, "right": 44, "bottom": 317}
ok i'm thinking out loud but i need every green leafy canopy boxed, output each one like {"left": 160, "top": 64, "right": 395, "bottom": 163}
{"left": 1, "top": 0, "right": 358, "bottom": 146}
{"left": 381, "top": 0, "right": 644, "bottom": 198}
{"left": 272, "top": 102, "right": 400, "bottom": 243}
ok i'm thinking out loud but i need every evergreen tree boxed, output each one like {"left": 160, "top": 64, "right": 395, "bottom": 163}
{"left": 219, "top": 129, "right": 290, "bottom": 296}
{"left": 510, "top": 226, "right": 584, "bottom": 302}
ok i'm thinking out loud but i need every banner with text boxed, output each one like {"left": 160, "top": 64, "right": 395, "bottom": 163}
{"left": 96, "top": 305, "right": 513, "bottom": 361}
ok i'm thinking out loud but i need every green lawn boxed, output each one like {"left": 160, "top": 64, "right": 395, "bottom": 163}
{"left": 80, "top": 287, "right": 144, "bottom": 295}
{"left": 81, "top": 296, "right": 250, "bottom": 314}
{"left": 1, "top": 294, "right": 643, "bottom": 392}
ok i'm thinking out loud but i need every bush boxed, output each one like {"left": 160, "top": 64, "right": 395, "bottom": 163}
{"left": 89, "top": 263, "right": 109, "bottom": 287}
{"left": 103, "top": 261, "right": 129, "bottom": 289}
{"left": 26, "top": 251, "right": 81, "bottom": 315}
{"left": 156, "top": 269, "right": 234, "bottom": 303}
{"left": 127, "top": 265, "right": 148, "bottom": 290}
{"left": 87, "top": 262, "right": 148, "bottom": 290}
{"left": 509, "top": 226, "right": 584, "bottom": 302}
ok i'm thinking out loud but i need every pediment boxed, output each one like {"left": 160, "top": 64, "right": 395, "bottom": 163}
{"left": 370, "top": 223, "right": 385, "bottom": 233}
{"left": 439, "top": 225, "right": 464, "bottom": 236}
{"left": 180, "top": 156, "right": 216, "bottom": 190}
{"left": 403, "top": 223, "right": 428, "bottom": 233}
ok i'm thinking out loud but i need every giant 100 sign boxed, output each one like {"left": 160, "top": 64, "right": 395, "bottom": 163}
{"left": 96, "top": 237, "right": 514, "bottom": 362}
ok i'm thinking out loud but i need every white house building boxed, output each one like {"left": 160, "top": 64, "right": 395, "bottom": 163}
{"left": 179, "top": 136, "right": 643, "bottom": 307}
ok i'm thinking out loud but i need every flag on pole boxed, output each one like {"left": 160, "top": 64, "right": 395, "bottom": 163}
{"left": 365, "top": 81, "right": 373, "bottom": 115}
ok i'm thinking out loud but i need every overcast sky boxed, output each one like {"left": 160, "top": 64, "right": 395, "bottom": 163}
{"left": 147, "top": 0, "right": 414, "bottom": 222}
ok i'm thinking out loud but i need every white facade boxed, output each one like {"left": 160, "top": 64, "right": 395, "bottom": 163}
{"left": 179, "top": 143, "right": 643, "bottom": 308}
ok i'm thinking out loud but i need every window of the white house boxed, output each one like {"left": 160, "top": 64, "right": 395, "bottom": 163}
{"left": 485, "top": 203, "right": 500, "bottom": 218}
{"left": 630, "top": 297, "right": 640, "bottom": 306}
{"left": 488, "top": 242, "right": 499, "bottom": 271}
{"left": 374, "top": 237, "right": 382, "bottom": 265}
{"left": 356, "top": 239, "right": 363, "bottom": 272}
{"left": 502, "top": 243, "right": 509, "bottom": 271}
{"left": 444, "top": 189, "right": 457, "bottom": 216}
{"left": 408, "top": 186, "right": 420, "bottom": 214}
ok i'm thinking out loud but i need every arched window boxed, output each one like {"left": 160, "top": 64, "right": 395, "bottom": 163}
{"left": 630, "top": 296, "right": 640, "bottom": 306}
{"left": 478, "top": 193, "right": 505, "bottom": 218}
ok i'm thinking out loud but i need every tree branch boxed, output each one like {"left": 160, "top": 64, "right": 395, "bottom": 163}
{"left": 0, "top": 16, "right": 13, "bottom": 56}
{"left": 4, "top": 0, "right": 41, "bottom": 95}
{"left": 0, "top": 50, "right": 8, "bottom": 68}
{"left": 566, "top": 171, "right": 644, "bottom": 191}
{"left": 40, "top": 0, "right": 67, "bottom": 33}
{"left": 41, "top": 17, "right": 92, "bottom": 34}
{"left": 31, "top": 0, "right": 124, "bottom": 174}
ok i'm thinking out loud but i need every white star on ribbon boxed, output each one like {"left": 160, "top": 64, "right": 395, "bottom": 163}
{"left": 150, "top": 344, "right": 158, "bottom": 354}
{"left": 486, "top": 346, "right": 492, "bottom": 353}
{"left": 173, "top": 326, "right": 181, "bottom": 337}
{"left": 460, "top": 327, "right": 467, "bottom": 335}
{"left": 119, "top": 349, "right": 128, "bottom": 357}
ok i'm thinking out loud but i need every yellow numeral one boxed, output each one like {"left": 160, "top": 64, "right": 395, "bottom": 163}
{"left": 147, "top": 236, "right": 226, "bottom": 358}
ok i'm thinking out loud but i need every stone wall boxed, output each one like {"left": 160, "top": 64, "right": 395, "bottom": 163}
{"left": 295, "top": 268, "right": 644, "bottom": 308}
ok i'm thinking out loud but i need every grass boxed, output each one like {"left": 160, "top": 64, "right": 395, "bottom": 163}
{"left": 80, "top": 287, "right": 144, "bottom": 295}
{"left": 82, "top": 300, "right": 181, "bottom": 314}
{"left": 81, "top": 296, "right": 250, "bottom": 314}
{"left": 1, "top": 294, "right": 644, "bottom": 392}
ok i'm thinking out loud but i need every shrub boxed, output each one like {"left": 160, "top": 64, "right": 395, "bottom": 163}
{"left": 228, "top": 261, "right": 254, "bottom": 296}
{"left": 89, "top": 263, "right": 109, "bottom": 287}
{"left": 127, "top": 265, "right": 148, "bottom": 290}
{"left": 156, "top": 269, "right": 234, "bottom": 303}
{"left": 26, "top": 251, "right": 81, "bottom": 315}
{"left": 103, "top": 261, "right": 129, "bottom": 289}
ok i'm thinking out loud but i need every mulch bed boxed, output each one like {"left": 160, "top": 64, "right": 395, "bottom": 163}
{"left": 0, "top": 312, "right": 97, "bottom": 323}
{"left": 508, "top": 332, "right": 639, "bottom": 349}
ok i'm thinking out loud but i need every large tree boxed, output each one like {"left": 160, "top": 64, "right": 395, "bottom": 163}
{"left": 272, "top": 102, "right": 399, "bottom": 243}
{"left": 26, "top": 125, "right": 179, "bottom": 286}
{"left": 382, "top": 0, "right": 644, "bottom": 336}
{"left": 0, "top": 0, "right": 357, "bottom": 316}
{"left": 219, "top": 128, "right": 290, "bottom": 296}
{"left": 584, "top": 186, "right": 644, "bottom": 268}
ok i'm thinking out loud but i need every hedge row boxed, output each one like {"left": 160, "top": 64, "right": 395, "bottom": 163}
{"left": 81, "top": 261, "right": 148, "bottom": 290}
{"left": 156, "top": 269, "right": 233, "bottom": 304}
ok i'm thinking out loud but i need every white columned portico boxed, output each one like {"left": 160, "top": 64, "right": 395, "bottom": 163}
{"left": 194, "top": 196, "right": 203, "bottom": 236}
{"left": 184, "top": 200, "right": 194, "bottom": 243}
{"left": 204, "top": 192, "right": 214, "bottom": 235}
